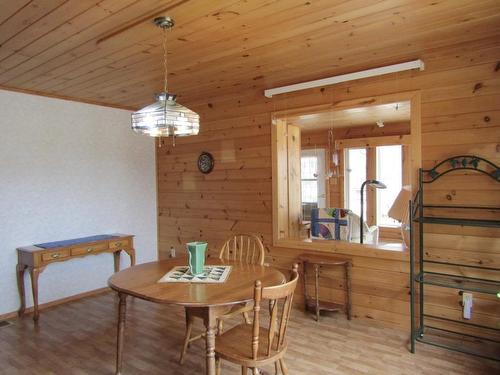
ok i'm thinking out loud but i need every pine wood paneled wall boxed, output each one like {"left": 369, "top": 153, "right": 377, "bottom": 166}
{"left": 157, "top": 36, "right": 500, "bottom": 331}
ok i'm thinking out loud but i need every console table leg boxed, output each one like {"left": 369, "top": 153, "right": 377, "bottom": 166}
{"left": 114, "top": 249, "right": 136, "bottom": 272}
{"left": 113, "top": 251, "right": 121, "bottom": 273}
{"left": 29, "top": 267, "right": 42, "bottom": 322}
{"left": 116, "top": 293, "right": 127, "bottom": 375}
{"left": 16, "top": 264, "right": 27, "bottom": 317}
{"left": 126, "top": 248, "right": 136, "bottom": 267}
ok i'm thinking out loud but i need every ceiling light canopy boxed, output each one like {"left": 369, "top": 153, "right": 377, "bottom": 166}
{"left": 131, "top": 17, "right": 200, "bottom": 144}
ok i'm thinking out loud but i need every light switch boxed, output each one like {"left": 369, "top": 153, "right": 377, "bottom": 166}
{"left": 462, "top": 292, "right": 473, "bottom": 320}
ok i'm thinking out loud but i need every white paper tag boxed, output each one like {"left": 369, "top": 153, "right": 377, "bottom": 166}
{"left": 462, "top": 292, "right": 473, "bottom": 320}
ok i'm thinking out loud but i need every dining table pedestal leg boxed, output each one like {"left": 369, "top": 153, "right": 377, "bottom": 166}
{"left": 116, "top": 293, "right": 127, "bottom": 375}
{"left": 204, "top": 306, "right": 218, "bottom": 375}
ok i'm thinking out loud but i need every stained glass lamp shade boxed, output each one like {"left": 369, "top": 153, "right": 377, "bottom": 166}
{"left": 130, "top": 16, "right": 200, "bottom": 140}
{"left": 131, "top": 93, "right": 199, "bottom": 137}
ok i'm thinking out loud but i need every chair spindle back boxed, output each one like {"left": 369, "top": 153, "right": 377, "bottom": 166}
{"left": 219, "top": 233, "right": 265, "bottom": 265}
{"left": 252, "top": 264, "right": 299, "bottom": 359}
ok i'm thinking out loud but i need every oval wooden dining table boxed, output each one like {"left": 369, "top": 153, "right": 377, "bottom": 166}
{"left": 108, "top": 257, "right": 286, "bottom": 375}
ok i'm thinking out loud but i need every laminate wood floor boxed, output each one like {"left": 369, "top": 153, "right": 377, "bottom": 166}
{"left": 0, "top": 292, "right": 498, "bottom": 375}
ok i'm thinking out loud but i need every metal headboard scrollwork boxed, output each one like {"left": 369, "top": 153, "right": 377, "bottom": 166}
{"left": 422, "top": 155, "right": 500, "bottom": 183}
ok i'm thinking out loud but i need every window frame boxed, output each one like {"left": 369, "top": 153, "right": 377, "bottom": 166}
{"left": 271, "top": 91, "right": 421, "bottom": 251}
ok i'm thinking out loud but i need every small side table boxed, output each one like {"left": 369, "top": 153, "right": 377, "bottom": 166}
{"left": 298, "top": 253, "right": 352, "bottom": 321}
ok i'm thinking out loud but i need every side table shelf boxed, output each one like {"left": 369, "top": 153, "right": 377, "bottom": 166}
{"left": 304, "top": 298, "right": 345, "bottom": 315}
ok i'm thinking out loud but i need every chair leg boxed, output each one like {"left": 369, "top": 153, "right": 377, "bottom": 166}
{"left": 243, "top": 311, "right": 251, "bottom": 324}
{"left": 216, "top": 355, "right": 221, "bottom": 375}
{"left": 179, "top": 310, "right": 194, "bottom": 364}
{"left": 274, "top": 362, "right": 280, "bottom": 375}
{"left": 241, "top": 366, "right": 248, "bottom": 374}
{"left": 279, "top": 359, "right": 289, "bottom": 375}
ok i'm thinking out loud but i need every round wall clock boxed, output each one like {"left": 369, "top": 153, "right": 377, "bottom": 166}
{"left": 197, "top": 152, "right": 214, "bottom": 174}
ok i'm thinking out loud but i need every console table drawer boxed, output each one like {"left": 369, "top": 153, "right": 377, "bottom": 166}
{"left": 71, "top": 243, "right": 108, "bottom": 256}
{"left": 41, "top": 249, "right": 70, "bottom": 262}
{"left": 109, "top": 239, "right": 129, "bottom": 249}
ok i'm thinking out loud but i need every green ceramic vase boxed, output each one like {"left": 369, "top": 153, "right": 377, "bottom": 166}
{"left": 186, "top": 241, "right": 207, "bottom": 276}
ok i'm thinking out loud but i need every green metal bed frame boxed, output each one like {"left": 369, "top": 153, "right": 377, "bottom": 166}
{"left": 409, "top": 155, "right": 500, "bottom": 361}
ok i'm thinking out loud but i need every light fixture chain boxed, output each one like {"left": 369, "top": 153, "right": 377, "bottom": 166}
{"left": 162, "top": 27, "right": 168, "bottom": 93}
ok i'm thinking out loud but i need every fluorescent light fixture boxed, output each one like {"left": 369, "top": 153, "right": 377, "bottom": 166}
{"left": 264, "top": 59, "right": 424, "bottom": 98}
{"left": 299, "top": 114, "right": 319, "bottom": 120}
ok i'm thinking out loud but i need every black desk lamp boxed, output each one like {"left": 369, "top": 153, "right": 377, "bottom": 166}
{"left": 360, "top": 179, "right": 387, "bottom": 243}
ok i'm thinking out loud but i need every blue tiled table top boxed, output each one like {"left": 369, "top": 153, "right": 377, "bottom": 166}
{"left": 35, "top": 234, "right": 119, "bottom": 249}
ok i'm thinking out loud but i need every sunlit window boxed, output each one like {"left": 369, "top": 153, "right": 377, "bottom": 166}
{"left": 301, "top": 150, "right": 327, "bottom": 220}
{"left": 345, "top": 148, "right": 367, "bottom": 217}
{"left": 301, "top": 156, "right": 318, "bottom": 203}
{"left": 377, "top": 145, "right": 402, "bottom": 227}
{"left": 345, "top": 145, "right": 403, "bottom": 227}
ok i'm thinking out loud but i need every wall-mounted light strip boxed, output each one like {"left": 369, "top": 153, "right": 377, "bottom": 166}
{"left": 264, "top": 59, "right": 425, "bottom": 98}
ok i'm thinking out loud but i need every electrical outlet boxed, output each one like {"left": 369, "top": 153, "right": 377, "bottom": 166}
{"left": 170, "top": 246, "right": 176, "bottom": 258}
{"left": 462, "top": 292, "right": 473, "bottom": 320}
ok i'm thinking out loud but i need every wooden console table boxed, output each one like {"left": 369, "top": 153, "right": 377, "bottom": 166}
{"left": 17, "top": 233, "right": 135, "bottom": 322}
{"left": 298, "top": 253, "right": 352, "bottom": 321}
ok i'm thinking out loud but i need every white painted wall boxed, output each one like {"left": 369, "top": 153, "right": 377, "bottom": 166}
{"left": 0, "top": 90, "right": 157, "bottom": 316}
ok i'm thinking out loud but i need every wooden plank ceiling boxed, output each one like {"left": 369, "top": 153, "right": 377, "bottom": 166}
{"left": 0, "top": 0, "right": 499, "bottom": 110}
{"left": 289, "top": 101, "right": 410, "bottom": 130}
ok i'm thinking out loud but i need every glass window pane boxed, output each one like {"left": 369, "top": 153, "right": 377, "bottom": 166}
{"left": 302, "top": 180, "right": 318, "bottom": 203}
{"left": 301, "top": 156, "right": 318, "bottom": 179}
{"left": 376, "top": 145, "right": 402, "bottom": 227}
{"left": 345, "top": 148, "right": 366, "bottom": 217}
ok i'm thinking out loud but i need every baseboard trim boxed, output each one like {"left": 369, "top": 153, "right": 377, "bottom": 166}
{"left": 0, "top": 287, "right": 111, "bottom": 321}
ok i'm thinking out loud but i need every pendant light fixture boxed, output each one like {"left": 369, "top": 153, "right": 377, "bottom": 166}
{"left": 131, "top": 16, "right": 200, "bottom": 145}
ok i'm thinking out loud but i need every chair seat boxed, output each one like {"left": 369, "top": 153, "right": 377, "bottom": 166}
{"left": 215, "top": 324, "right": 286, "bottom": 366}
{"left": 219, "top": 302, "right": 253, "bottom": 320}
{"left": 185, "top": 302, "right": 251, "bottom": 320}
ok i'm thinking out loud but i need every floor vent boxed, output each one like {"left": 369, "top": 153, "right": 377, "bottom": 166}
{"left": 0, "top": 320, "right": 13, "bottom": 328}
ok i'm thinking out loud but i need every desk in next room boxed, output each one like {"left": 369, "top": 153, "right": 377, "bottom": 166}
{"left": 17, "top": 234, "right": 135, "bottom": 322}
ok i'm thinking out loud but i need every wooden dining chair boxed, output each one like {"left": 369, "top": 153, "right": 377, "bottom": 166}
{"left": 214, "top": 264, "right": 299, "bottom": 375}
{"left": 179, "top": 233, "right": 266, "bottom": 365}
